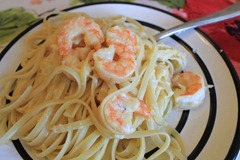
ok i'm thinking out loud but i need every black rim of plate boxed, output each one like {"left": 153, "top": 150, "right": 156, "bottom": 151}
{"left": 0, "top": 2, "right": 239, "bottom": 160}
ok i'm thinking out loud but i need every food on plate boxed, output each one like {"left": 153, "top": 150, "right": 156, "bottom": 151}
{"left": 93, "top": 26, "right": 138, "bottom": 83}
{"left": 171, "top": 71, "right": 206, "bottom": 109}
{"left": 0, "top": 12, "right": 206, "bottom": 159}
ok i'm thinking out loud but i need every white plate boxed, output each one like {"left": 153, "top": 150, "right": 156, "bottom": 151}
{"left": 0, "top": 2, "right": 239, "bottom": 160}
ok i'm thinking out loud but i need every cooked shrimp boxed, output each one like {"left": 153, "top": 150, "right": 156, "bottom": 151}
{"left": 93, "top": 45, "right": 136, "bottom": 83}
{"left": 106, "top": 26, "right": 138, "bottom": 59}
{"left": 93, "top": 26, "right": 139, "bottom": 83}
{"left": 57, "top": 16, "right": 104, "bottom": 56}
{"left": 171, "top": 71, "right": 206, "bottom": 109}
{"left": 104, "top": 94, "right": 151, "bottom": 134}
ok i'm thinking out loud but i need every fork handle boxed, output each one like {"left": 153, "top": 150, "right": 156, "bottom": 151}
{"left": 154, "top": 2, "right": 240, "bottom": 41}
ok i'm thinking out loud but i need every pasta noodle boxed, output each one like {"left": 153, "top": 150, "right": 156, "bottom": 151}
{"left": 0, "top": 12, "right": 203, "bottom": 160}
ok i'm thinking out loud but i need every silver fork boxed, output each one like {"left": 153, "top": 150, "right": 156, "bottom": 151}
{"left": 154, "top": 2, "right": 240, "bottom": 41}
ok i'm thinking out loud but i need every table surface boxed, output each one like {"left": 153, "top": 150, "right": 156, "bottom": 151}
{"left": 0, "top": 0, "right": 239, "bottom": 160}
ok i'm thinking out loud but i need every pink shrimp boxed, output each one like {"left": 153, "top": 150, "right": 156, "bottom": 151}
{"left": 93, "top": 26, "right": 139, "bottom": 83}
{"left": 104, "top": 93, "right": 151, "bottom": 134}
{"left": 57, "top": 16, "right": 104, "bottom": 56}
{"left": 106, "top": 26, "right": 138, "bottom": 59}
{"left": 171, "top": 71, "right": 206, "bottom": 109}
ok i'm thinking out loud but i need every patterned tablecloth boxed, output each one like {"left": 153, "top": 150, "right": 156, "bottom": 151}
{"left": 0, "top": 0, "right": 239, "bottom": 77}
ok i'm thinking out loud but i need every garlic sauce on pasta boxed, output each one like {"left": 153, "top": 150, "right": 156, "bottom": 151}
{"left": 0, "top": 12, "right": 206, "bottom": 160}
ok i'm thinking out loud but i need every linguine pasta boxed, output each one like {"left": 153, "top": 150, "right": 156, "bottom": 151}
{"left": 0, "top": 12, "right": 192, "bottom": 160}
